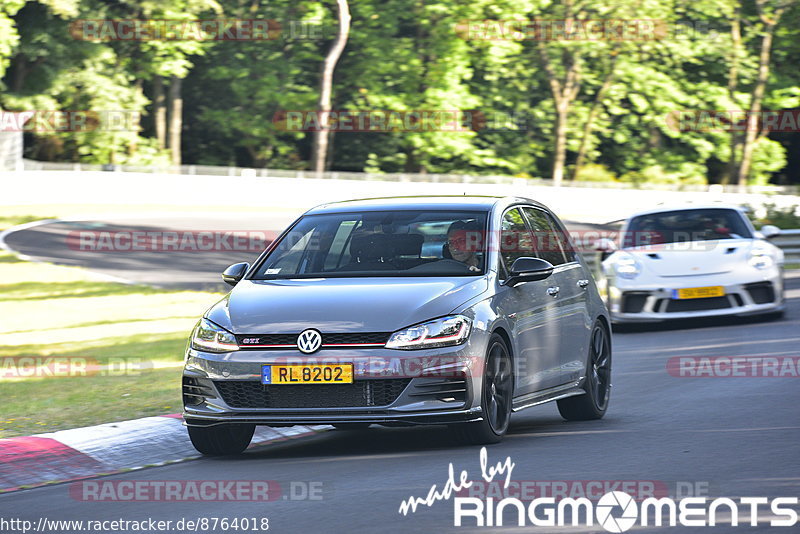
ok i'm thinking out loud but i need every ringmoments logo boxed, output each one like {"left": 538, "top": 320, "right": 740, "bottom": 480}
{"left": 454, "top": 492, "right": 799, "bottom": 530}
{"left": 596, "top": 491, "right": 638, "bottom": 532}
{"left": 397, "top": 449, "right": 799, "bottom": 530}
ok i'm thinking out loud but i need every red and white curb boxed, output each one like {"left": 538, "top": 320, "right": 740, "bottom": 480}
{"left": 0, "top": 415, "right": 331, "bottom": 493}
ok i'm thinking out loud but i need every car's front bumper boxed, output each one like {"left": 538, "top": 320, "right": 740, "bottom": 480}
{"left": 183, "top": 407, "right": 484, "bottom": 427}
{"left": 607, "top": 272, "right": 784, "bottom": 323}
{"left": 182, "top": 341, "right": 488, "bottom": 427}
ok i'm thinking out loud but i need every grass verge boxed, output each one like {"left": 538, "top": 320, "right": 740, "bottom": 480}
{"left": 1, "top": 214, "right": 222, "bottom": 437}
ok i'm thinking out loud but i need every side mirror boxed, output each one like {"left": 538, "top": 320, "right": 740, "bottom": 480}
{"left": 760, "top": 225, "right": 780, "bottom": 239}
{"left": 505, "top": 257, "right": 554, "bottom": 287}
{"left": 595, "top": 237, "right": 617, "bottom": 252}
{"left": 222, "top": 262, "right": 250, "bottom": 286}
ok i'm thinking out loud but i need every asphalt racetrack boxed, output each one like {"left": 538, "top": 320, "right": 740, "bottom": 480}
{"left": 1, "top": 214, "right": 798, "bottom": 532}
{"left": 1, "top": 214, "right": 617, "bottom": 292}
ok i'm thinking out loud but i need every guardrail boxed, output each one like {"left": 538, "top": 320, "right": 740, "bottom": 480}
{"left": 576, "top": 229, "right": 800, "bottom": 273}
{"left": 20, "top": 159, "right": 800, "bottom": 195}
{"left": 772, "top": 229, "right": 800, "bottom": 264}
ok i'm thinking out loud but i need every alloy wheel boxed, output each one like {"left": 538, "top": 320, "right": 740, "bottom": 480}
{"left": 484, "top": 340, "right": 513, "bottom": 434}
{"left": 589, "top": 325, "right": 611, "bottom": 411}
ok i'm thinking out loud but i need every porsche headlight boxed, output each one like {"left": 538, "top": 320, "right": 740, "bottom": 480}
{"left": 748, "top": 245, "right": 775, "bottom": 270}
{"left": 614, "top": 254, "right": 642, "bottom": 279}
{"left": 385, "top": 315, "right": 472, "bottom": 350}
{"left": 190, "top": 318, "right": 239, "bottom": 353}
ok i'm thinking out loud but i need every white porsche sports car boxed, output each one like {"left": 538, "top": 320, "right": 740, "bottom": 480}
{"left": 596, "top": 204, "right": 785, "bottom": 324}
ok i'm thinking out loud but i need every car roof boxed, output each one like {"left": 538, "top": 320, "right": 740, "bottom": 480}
{"left": 625, "top": 203, "right": 747, "bottom": 220}
{"left": 305, "top": 195, "right": 549, "bottom": 215}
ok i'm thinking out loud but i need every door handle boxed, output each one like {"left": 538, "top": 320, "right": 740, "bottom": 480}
{"left": 577, "top": 279, "right": 590, "bottom": 289}
{"left": 547, "top": 286, "right": 560, "bottom": 297}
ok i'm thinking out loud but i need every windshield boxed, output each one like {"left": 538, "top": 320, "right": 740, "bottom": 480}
{"left": 251, "top": 210, "right": 488, "bottom": 279}
{"left": 622, "top": 208, "right": 753, "bottom": 248}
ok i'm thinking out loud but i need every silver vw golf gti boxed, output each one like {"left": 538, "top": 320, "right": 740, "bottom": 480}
{"left": 183, "top": 196, "right": 611, "bottom": 454}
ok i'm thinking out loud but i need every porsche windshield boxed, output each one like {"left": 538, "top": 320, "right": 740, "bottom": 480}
{"left": 622, "top": 208, "right": 753, "bottom": 248}
{"left": 252, "top": 210, "right": 488, "bottom": 279}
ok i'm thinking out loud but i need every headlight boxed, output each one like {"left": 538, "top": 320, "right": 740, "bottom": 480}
{"left": 748, "top": 245, "right": 775, "bottom": 270}
{"left": 190, "top": 318, "right": 239, "bottom": 353}
{"left": 614, "top": 254, "right": 641, "bottom": 279}
{"left": 385, "top": 315, "right": 472, "bottom": 350}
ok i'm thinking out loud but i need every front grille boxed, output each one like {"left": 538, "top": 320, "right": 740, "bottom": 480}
{"left": 745, "top": 282, "right": 775, "bottom": 304}
{"left": 665, "top": 296, "right": 731, "bottom": 312}
{"left": 236, "top": 332, "right": 391, "bottom": 349}
{"left": 214, "top": 379, "right": 411, "bottom": 408}
{"left": 239, "top": 334, "right": 297, "bottom": 346}
{"left": 323, "top": 332, "right": 391, "bottom": 345}
{"left": 408, "top": 379, "right": 467, "bottom": 404}
{"left": 621, "top": 292, "right": 649, "bottom": 313}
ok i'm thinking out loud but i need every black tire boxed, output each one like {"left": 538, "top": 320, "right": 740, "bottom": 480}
{"left": 558, "top": 321, "right": 612, "bottom": 421}
{"left": 455, "top": 334, "right": 514, "bottom": 445}
{"left": 332, "top": 423, "right": 371, "bottom": 430}
{"left": 188, "top": 423, "right": 255, "bottom": 455}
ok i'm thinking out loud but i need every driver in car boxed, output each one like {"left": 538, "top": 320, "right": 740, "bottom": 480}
{"left": 446, "top": 220, "right": 482, "bottom": 272}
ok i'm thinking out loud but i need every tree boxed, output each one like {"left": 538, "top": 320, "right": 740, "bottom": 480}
{"left": 724, "top": 3, "right": 744, "bottom": 185}
{"left": 311, "top": 0, "right": 350, "bottom": 174}
{"left": 168, "top": 75, "right": 182, "bottom": 164}
{"left": 2, "top": 0, "right": 799, "bottom": 184}
{"left": 153, "top": 75, "right": 166, "bottom": 149}
{"left": 735, "top": 0, "right": 796, "bottom": 186}
{"left": 183, "top": 0, "right": 325, "bottom": 168}
{"left": 0, "top": 0, "right": 25, "bottom": 84}
{"left": 531, "top": 0, "right": 584, "bottom": 186}
{"left": 525, "top": 0, "right": 656, "bottom": 185}
{"left": 571, "top": 48, "right": 618, "bottom": 180}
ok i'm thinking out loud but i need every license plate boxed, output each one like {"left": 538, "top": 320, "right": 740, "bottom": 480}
{"left": 261, "top": 364, "right": 353, "bottom": 385}
{"left": 671, "top": 286, "right": 725, "bottom": 300}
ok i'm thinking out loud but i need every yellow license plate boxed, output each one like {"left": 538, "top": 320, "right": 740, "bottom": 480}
{"left": 261, "top": 364, "right": 353, "bottom": 385}
{"left": 672, "top": 286, "right": 725, "bottom": 299}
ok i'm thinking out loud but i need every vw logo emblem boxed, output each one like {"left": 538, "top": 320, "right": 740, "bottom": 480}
{"left": 297, "top": 329, "right": 322, "bottom": 354}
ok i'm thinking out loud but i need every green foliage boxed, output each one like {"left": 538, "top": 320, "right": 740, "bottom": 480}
{"left": 0, "top": 0, "right": 798, "bottom": 184}
{"left": 749, "top": 138, "right": 788, "bottom": 187}
{"left": 619, "top": 164, "right": 705, "bottom": 187}
{"left": 573, "top": 163, "right": 617, "bottom": 182}
{"left": 0, "top": 0, "right": 26, "bottom": 82}
{"left": 745, "top": 202, "right": 800, "bottom": 228}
